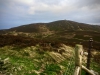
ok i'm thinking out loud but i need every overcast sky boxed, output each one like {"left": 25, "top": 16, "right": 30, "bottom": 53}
{"left": 0, "top": 0, "right": 100, "bottom": 29}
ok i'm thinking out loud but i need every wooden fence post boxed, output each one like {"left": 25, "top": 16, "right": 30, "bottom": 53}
{"left": 74, "top": 44, "right": 83, "bottom": 75}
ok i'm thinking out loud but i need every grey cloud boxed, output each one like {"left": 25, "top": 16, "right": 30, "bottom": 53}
{"left": 36, "top": 0, "right": 61, "bottom": 5}
{"left": 0, "top": 0, "right": 100, "bottom": 29}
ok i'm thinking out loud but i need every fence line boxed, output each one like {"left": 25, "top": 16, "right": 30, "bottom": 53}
{"left": 73, "top": 44, "right": 98, "bottom": 75}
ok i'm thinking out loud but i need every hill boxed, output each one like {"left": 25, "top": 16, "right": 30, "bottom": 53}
{"left": 47, "top": 20, "right": 100, "bottom": 32}
{"left": 0, "top": 20, "right": 100, "bottom": 33}
{"left": 0, "top": 20, "right": 100, "bottom": 50}
{"left": 0, "top": 20, "right": 100, "bottom": 75}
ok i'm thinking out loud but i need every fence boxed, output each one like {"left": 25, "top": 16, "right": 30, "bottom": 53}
{"left": 64, "top": 38, "right": 99, "bottom": 75}
{"left": 73, "top": 44, "right": 98, "bottom": 75}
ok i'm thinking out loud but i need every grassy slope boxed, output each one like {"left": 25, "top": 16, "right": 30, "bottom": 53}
{"left": 0, "top": 45, "right": 75, "bottom": 75}
{"left": 0, "top": 45, "right": 100, "bottom": 75}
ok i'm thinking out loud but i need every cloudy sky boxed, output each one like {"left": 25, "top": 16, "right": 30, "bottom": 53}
{"left": 0, "top": 0, "right": 100, "bottom": 29}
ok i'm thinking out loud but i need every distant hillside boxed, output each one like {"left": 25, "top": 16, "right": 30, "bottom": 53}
{"left": 0, "top": 20, "right": 100, "bottom": 51}
{"left": 0, "top": 20, "right": 100, "bottom": 33}
{"left": 47, "top": 20, "right": 100, "bottom": 32}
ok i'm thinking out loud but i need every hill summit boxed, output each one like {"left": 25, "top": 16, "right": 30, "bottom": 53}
{"left": 0, "top": 20, "right": 100, "bottom": 33}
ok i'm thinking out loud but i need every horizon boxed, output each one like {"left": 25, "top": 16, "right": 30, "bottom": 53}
{"left": 0, "top": 19, "right": 100, "bottom": 30}
{"left": 0, "top": 0, "right": 100, "bottom": 29}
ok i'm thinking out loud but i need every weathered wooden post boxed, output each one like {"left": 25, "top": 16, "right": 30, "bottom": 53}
{"left": 86, "top": 38, "right": 93, "bottom": 75}
{"left": 74, "top": 44, "right": 83, "bottom": 75}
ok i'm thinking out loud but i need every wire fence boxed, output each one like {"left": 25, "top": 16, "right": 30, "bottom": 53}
{"left": 64, "top": 55, "right": 75, "bottom": 75}
{"left": 63, "top": 46, "right": 75, "bottom": 75}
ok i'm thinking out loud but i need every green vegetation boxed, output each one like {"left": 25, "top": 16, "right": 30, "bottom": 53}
{"left": 0, "top": 20, "right": 100, "bottom": 75}
{"left": 0, "top": 45, "right": 74, "bottom": 75}
{"left": 0, "top": 44, "right": 100, "bottom": 75}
